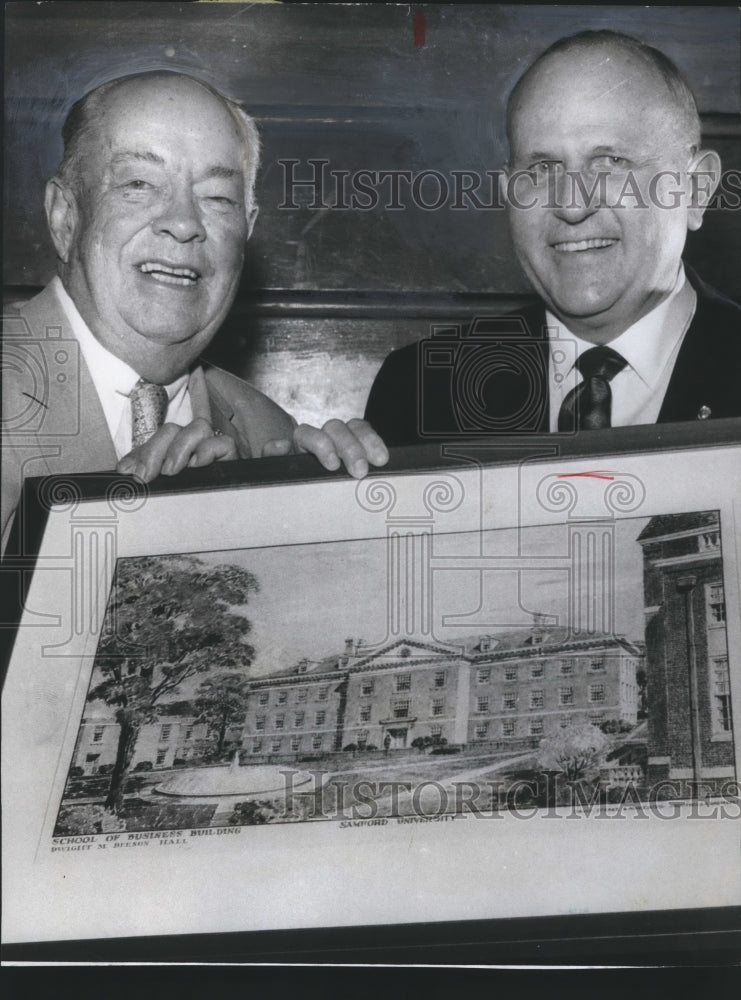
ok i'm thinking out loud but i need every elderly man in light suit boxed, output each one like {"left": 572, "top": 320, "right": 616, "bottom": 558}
{"left": 2, "top": 71, "right": 388, "bottom": 549}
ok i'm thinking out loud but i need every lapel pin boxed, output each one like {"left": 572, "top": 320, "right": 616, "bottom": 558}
{"left": 697, "top": 405, "right": 712, "bottom": 420}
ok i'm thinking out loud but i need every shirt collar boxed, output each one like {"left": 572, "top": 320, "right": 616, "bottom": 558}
{"left": 52, "top": 276, "right": 189, "bottom": 400}
{"left": 546, "top": 266, "right": 696, "bottom": 390}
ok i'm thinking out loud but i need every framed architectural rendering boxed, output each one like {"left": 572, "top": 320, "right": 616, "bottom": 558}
{"left": 1, "top": 421, "right": 740, "bottom": 957}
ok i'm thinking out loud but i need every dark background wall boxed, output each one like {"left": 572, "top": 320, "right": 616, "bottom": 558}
{"left": 4, "top": 2, "right": 740, "bottom": 424}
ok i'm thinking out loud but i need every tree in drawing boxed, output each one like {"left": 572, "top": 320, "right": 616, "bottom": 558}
{"left": 194, "top": 672, "right": 252, "bottom": 758}
{"left": 537, "top": 720, "right": 610, "bottom": 782}
{"left": 87, "top": 555, "right": 259, "bottom": 812}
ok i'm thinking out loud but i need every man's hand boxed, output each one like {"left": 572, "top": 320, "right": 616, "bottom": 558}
{"left": 117, "top": 419, "right": 237, "bottom": 482}
{"left": 262, "top": 418, "right": 389, "bottom": 478}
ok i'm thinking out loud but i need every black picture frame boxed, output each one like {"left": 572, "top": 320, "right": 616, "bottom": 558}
{"left": 2, "top": 421, "right": 740, "bottom": 962}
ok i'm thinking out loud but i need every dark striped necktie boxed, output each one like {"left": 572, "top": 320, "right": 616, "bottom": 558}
{"left": 130, "top": 378, "right": 169, "bottom": 446}
{"left": 558, "top": 345, "right": 627, "bottom": 431}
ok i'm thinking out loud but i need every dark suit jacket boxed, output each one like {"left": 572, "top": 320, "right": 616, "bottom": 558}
{"left": 364, "top": 268, "right": 741, "bottom": 446}
{"left": 2, "top": 282, "right": 296, "bottom": 548}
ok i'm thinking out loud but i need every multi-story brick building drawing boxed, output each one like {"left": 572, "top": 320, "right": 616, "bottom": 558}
{"left": 71, "top": 716, "right": 211, "bottom": 775}
{"left": 638, "top": 511, "right": 735, "bottom": 787}
{"left": 241, "top": 626, "right": 642, "bottom": 754}
{"left": 72, "top": 622, "right": 642, "bottom": 772}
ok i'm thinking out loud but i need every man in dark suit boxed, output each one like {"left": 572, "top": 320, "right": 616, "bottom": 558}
{"left": 2, "top": 72, "right": 388, "bottom": 548}
{"left": 365, "top": 30, "right": 741, "bottom": 445}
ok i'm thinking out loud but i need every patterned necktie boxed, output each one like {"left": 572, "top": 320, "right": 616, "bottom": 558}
{"left": 558, "top": 345, "right": 627, "bottom": 431}
{"left": 130, "top": 378, "right": 169, "bottom": 447}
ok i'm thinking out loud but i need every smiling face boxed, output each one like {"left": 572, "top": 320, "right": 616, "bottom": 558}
{"left": 48, "top": 75, "right": 254, "bottom": 383}
{"left": 505, "top": 43, "right": 705, "bottom": 343}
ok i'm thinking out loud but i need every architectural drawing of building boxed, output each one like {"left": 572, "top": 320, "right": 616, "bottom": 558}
{"left": 71, "top": 622, "right": 643, "bottom": 773}
{"left": 639, "top": 512, "right": 735, "bottom": 787}
{"left": 71, "top": 716, "right": 211, "bottom": 775}
{"left": 242, "top": 626, "right": 643, "bottom": 755}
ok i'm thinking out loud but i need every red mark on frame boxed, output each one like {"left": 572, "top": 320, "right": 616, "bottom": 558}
{"left": 413, "top": 10, "right": 426, "bottom": 49}
{"left": 556, "top": 471, "right": 617, "bottom": 481}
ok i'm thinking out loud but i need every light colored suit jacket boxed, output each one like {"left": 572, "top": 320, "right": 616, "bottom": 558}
{"left": 2, "top": 283, "right": 296, "bottom": 550}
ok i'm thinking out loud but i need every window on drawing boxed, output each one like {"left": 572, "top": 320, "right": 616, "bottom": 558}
{"left": 432, "top": 699, "right": 444, "bottom": 717}
{"left": 712, "top": 657, "right": 732, "bottom": 733}
{"left": 707, "top": 583, "right": 726, "bottom": 624}
{"left": 477, "top": 668, "right": 491, "bottom": 684}
{"left": 559, "top": 687, "right": 574, "bottom": 706}
{"left": 258, "top": 692, "right": 269, "bottom": 706}
{"left": 274, "top": 714, "right": 285, "bottom": 730}
{"left": 502, "top": 720, "right": 515, "bottom": 737}
{"left": 504, "top": 667, "right": 517, "bottom": 682}
{"left": 252, "top": 739, "right": 262, "bottom": 753}
{"left": 312, "top": 735, "right": 322, "bottom": 751}
{"left": 530, "top": 690, "right": 544, "bottom": 709}
{"left": 430, "top": 725, "right": 442, "bottom": 737}
{"left": 475, "top": 723, "right": 489, "bottom": 739}
{"left": 294, "top": 712, "right": 305, "bottom": 728}
{"left": 297, "top": 688, "right": 308, "bottom": 702}
{"left": 699, "top": 531, "right": 720, "bottom": 551}
{"left": 589, "top": 684, "right": 606, "bottom": 704}
{"left": 503, "top": 693, "right": 516, "bottom": 710}
{"left": 359, "top": 705, "right": 371, "bottom": 722}
{"left": 277, "top": 691, "right": 288, "bottom": 705}
{"left": 361, "top": 679, "right": 374, "bottom": 695}
{"left": 357, "top": 730, "right": 369, "bottom": 748}
{"left": 396, "top": 674, "right": 411, "bottom": 692}
{"left": 589, "top": 658, "right": 605, "bottom": 672}
{"left": 476, "top": 696, "right": 489, "bottom": 713}
{"left": 530, "top": 663, "right": 544, "bottom": 679}
{"left": 529, "top": 719, "right": 544, "bottom": 737}
{"left": 318, "top": 686, "right": 330, "bottom": 701}
{"left": 434, "top": 671, "right": 446, "bottom": 688}
{"left": 560, "top": 659, "right": 574, "bottom": 675}
{"left": 315, "top": 711, "right": 326, "bottom": 726}
{"left": 156, "top": 749, "right": 167, "bottom": 765}
{"left": 393, "top": 700, "right": 410, "bottom": 718}
{"left": 92, "top": 726, "right": 105, "bottom": 743}
{"left": 271, "top": 739, "right": 282, "bottom": 753}
{"left": 160, "top": 725, "right": 172, "bottom": 740}
{"left": 255, "top": 716, "right": 265, "bottom": 731}
{"left": 290, "top": 737, "right": 301, "bottom": 752}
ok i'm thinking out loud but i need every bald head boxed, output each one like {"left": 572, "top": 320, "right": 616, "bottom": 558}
{"left": 45, "top": 71, "right": 260, "bottom": 383}
{"left": 507, "top": 30, "right": 701, "bottom": 158}
{"left": 58, "top": 71, "right": 261, "bottom": 218}
{"left": 502, "top": 30, "right": 720, "bottom": 343}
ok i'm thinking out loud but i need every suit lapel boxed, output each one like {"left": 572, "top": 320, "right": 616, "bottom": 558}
{"left": 19, "top": 285, "right": 117, "bottom": 475}
{"left": 517, "top": 304, "right": 550, "bottom": 432}
{"left": 188, "top": 365, "right": 253, "bottom": 459}
{"left": 656, "top": 269, "right": 731, "bottom": 423}
{"left": 656, "top": 318, "right": 709, "bottom": 422}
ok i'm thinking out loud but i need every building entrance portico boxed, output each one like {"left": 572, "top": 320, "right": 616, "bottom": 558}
{"left": 384, "top": 727, "right": 409, "bottom": 749}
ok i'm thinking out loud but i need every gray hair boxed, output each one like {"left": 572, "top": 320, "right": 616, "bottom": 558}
{"left": 506, "top": 30, "right": 701, "bottom": 152}
{"left": 56, "top": 71, "right": 261, "bottom": 215}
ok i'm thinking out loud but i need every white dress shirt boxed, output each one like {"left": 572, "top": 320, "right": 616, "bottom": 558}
{"left": 53, "top": 277, "right": 194, "bottom": 459}
{"left": 547, "top": 267, "right": 697, "bottom": 430}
